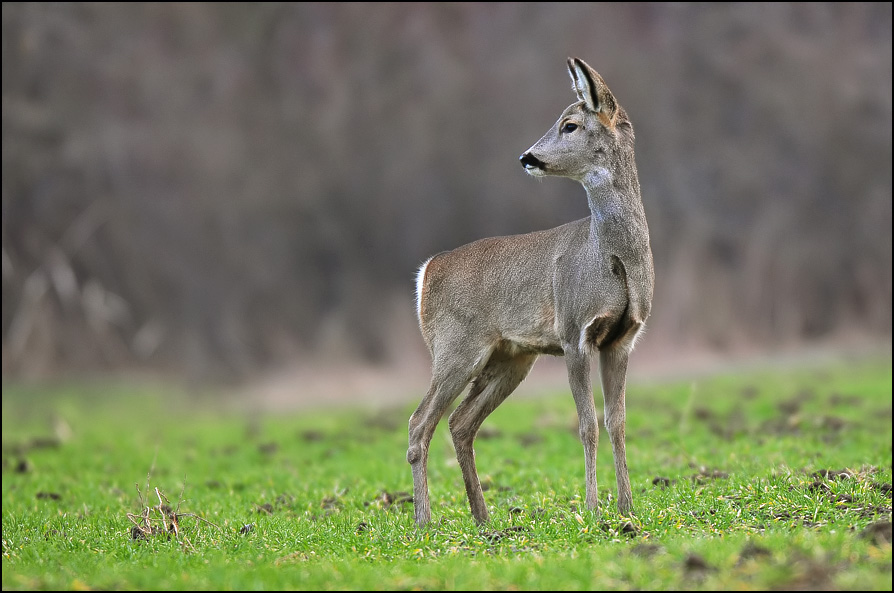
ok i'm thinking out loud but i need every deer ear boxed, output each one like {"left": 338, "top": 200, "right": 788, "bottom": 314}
{"left": 567, "top": 58, "right": 592, "bottom": 109}
{"left": 568, "top": 58, "right": 618, "bottom": 126}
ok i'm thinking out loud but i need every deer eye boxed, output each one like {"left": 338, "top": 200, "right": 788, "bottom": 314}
{"left": 561, "top": 122, "right": 578, "bottom": 133}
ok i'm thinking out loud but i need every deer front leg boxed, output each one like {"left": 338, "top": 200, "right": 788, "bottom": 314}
{"left": 600, "top": 346, "right": 633, "bottom": 515}
{"left": 565, "top": 347, "right": 600, "bottom": 512}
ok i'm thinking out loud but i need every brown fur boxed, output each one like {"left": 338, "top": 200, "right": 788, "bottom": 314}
{"left": 408, "top": 58, "right": 654, "bottom": 525}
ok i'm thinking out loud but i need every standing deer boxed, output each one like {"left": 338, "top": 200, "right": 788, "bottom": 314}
{"left": 408, "top": 58, "right": 654, "bottom": 525}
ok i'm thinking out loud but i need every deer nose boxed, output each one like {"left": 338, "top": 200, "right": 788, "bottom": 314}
{"left": 519, "top": 152, "right": 545, "bottom": 170}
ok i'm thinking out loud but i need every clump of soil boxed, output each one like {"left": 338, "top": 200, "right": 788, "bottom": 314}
{"left": 365, "top": 490, "right": 413, "bottom": 510}
{"left": 859, "top": 521, "right": 892, "bottom": 545}
{"left": 254, "top": 492, "right": 296, "bottom": 514}
{"left": 482, "top": 525, "right": 527, "bottom": 543}
{"left": 127, "top": 476, "right": 219, "bottom": 549}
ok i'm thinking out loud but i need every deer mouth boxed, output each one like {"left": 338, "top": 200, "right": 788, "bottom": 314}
{"left": 519, "top": 152, "right": 547, "bottom": 175}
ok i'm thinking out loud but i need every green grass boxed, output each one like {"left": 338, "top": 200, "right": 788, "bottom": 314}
{"left": 2, "top": 356, "right": 892, "bottom": 590}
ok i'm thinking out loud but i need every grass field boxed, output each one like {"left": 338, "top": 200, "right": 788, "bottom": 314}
{"left": 2, "top": 355, "right": 892, "bottom": 590}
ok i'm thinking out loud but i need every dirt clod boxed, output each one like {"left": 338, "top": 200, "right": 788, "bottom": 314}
{"left": 684, "top": 553, "right": 713, "bottom": 574}
{"left": 29, "top": 437, "right": 62, "bottom": 450}
{"left": 740, "top": 385, "right": 759, "bottom": 399}
{"left": 477, "top": 426, "right": 502, "bottom": 440}
{"left": 370, "top": 490, "right": 413, "bottom": 509}
{"left": 690, "top": 468, "right": 729, "bottom": 484}
{"left": 812, "top": 468, "right": 854, "bottom": 481}
{"left": 652, "top": 476, "right": 674, "bottom": 488}
{"left": 630, "top": 543, "right": 664, "bottom": 558}
{"left": 859, "top": 520, "right": 892, "bottom": 545}
{"left": 738, "top": 541, "right": 771, "bottom": 562}
{"left": 517, "top": 432, "right": 543, "bottom": 447}
{"left": 258, "top": 442, "right": 279, "bottom": 455}
{"left": 807, "top": 481, "right": 829, "bottom": 492}
{"left": 299, "top": 430, "right": 325, "bottom": 442}
{"left": 483, "top": 525, "right": 527, "bottom": 543}
{"left": 871, "top": 482, "right": 891, "bottom": 496}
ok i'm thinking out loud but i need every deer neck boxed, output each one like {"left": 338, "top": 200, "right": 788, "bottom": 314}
{"left": 582, "top": 167, "right": 645, "bottom": 244}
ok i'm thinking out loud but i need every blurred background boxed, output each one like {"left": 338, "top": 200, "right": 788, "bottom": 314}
{"left": 2, "top": 3, "right": 891, "bottom": 390}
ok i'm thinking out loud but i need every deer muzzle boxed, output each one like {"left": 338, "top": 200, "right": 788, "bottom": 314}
{"left": 519, "top": 152, "right": 546, "bottom": 172}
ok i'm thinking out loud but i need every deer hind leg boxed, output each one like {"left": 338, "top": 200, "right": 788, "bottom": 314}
{"left": 448, "top": 348, "right": 537, "bottom": 524}
{"left": 408, "top": 343, "right": 491, "bottom": 526}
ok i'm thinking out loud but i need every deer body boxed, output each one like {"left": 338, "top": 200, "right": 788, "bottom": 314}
{"left": 409, "top": 58, "right": 654, "bottom": 526}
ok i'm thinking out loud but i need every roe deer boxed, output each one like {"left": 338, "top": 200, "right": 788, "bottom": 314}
{"left": 408, "top": 58, "right": 654, "bottom": 526}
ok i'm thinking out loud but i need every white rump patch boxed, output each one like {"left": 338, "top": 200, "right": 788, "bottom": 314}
{"left": 415, "top": 257, "right": 433, "bottom": 320}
